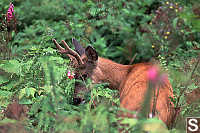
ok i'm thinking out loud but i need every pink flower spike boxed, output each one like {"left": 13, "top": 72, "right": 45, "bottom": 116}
{"left": 6, "top": 3, "right": 15, "bottom": 22}
{"left": 9, "top": 3, "right": 14, "bottom": 12}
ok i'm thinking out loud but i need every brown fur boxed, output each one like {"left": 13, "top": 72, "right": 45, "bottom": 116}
{"left": 4, "top": 100, "right": 28, "bottom": 120}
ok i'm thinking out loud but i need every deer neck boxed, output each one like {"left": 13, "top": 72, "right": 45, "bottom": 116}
{"left": 93, "top": 57, "right": 132, "bottom": 90}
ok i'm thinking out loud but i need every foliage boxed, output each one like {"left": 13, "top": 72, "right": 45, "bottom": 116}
{"left": 0, "top": 0, "right": 200, "bottom": 133}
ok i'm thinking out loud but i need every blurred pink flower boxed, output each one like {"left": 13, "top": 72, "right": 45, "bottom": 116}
{"left": 6, "top": 3, "right": 15, "bottom": 22}
{"left": 147, "top": 66, "right": 159, "bottom": 82}
{"left": 147, "top": 65, "right": 168, "bottom": 84}
{"left": 67, "top": 70, "right": 75, "bottom": 80}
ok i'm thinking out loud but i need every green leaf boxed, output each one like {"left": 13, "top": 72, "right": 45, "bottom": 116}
{"left": 0, "top": 90, "right": 13, "bottom": 107}
{"left": 19, "top": 87, "right": 36, "bottom": 99}
{"left": 19, "top": 98, "right": 33, "bottom": 104}
{"left": 0, "top": 60, "right": 21, "bottom": 75}
{"left": 0, "top": 75, "right": 9, "bottom": 85}
{"left": 173, "top": 17, "right": 179, "bottom": 29}
{"left": 142, "top": 118, "right": 169, "bottom": 133}
{"left": 120, "top": 118, "right": 138, "bottom": 127}
{"left": 21, "top": 59, "right": 33, "bottom": 72}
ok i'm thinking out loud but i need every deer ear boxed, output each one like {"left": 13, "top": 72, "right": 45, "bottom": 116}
{"left": 72, "top": 38, "right": 85, "bottom": 56}
{"left": 85, "top": 46, "right": 98, "bottom": 61}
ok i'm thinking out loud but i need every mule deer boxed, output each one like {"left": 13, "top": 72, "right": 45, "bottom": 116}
{"left": 52, "top": 38, "right": 174, "bottom": 128}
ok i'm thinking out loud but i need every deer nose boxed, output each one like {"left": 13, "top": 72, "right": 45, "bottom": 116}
{"left": 73, "top": 97, "right": 84, "bottom": 105}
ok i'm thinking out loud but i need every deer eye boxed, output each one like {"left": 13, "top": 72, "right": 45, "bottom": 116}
{"left": 82, "top": 74, "right": 88, "bottom": 80}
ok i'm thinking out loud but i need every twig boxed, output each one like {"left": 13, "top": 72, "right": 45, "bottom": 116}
{"left": 129, "top": 53, "right": 137, "bottom": 65}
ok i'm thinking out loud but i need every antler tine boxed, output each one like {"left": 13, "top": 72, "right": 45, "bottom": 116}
{"left": 52, "top": 39, "right": 84, "bottom": 65}
{"left": 52, "top": 39, "right": 66, "bottom": 53}
{"left": 61, "top": 40, "right": 84, "bottom": 65}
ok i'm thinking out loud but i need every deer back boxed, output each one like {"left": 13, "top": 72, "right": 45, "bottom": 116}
{"left": 119, "top": 63, "right": 174, "bottom": 127}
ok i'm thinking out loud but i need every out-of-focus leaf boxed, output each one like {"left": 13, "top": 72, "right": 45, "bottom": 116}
{"left": 0, "top": 60, "right": 21, "bottom": 75}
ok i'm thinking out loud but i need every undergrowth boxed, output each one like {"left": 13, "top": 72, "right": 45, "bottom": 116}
{"left": 0, "top": 0, "right": 200, "bottom": 133}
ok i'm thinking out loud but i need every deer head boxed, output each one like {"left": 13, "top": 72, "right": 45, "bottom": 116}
{"left": 52, "top": 39, "right": 99, "bottom": 105}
